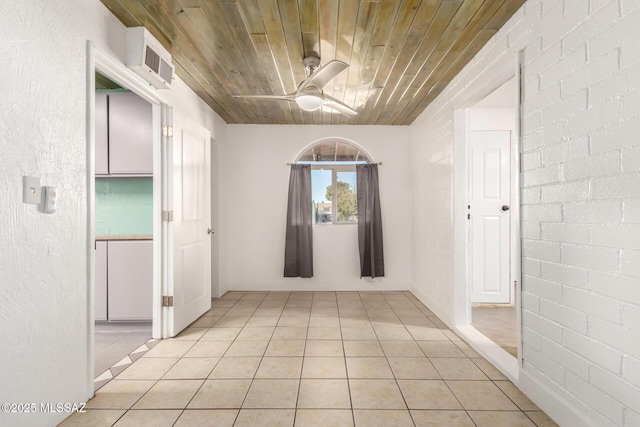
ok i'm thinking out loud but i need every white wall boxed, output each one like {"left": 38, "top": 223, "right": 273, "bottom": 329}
{"left": 410, "top": 1, "right": 640, "bottom": 426}
{"left": 225, "top": 125, "right": 411, "bottom": 291}
{"left": 0, "top": 1, "right": 225, "bottom": 426}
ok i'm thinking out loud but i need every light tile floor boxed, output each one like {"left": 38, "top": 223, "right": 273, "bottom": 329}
{"left": 61, "top": 291, "right": 557, "bottom": 427}
{"left": 471, "top": 306, "right": 518, "bottom": 357}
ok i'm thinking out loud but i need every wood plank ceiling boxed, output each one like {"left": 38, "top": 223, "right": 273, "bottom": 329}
{"left": 101, "top": 0, "right": 524, "bottom": 125}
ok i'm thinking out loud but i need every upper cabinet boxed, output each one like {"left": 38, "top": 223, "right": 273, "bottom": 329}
{"left": 95, "top": 93, "right": 109, "bottom": 175}
{"left": 96, "top": 91, "right": 153, "bottom": 175}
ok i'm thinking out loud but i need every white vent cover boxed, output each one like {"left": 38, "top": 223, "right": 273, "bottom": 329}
{"left": 126, "top": 27, "right": 174, "bottom": 89}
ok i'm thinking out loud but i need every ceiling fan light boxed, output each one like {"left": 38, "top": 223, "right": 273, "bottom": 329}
{"left": 295, "top": 94, "right": 324, "bottom": 111}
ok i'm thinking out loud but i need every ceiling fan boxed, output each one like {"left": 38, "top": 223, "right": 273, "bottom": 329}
{"left": 234, "top": 57, "right": 358, "bottom": 117}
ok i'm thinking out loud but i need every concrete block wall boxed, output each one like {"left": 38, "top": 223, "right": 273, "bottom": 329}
{"left": 410, "top": 1, "right": 640, "bottom": 425}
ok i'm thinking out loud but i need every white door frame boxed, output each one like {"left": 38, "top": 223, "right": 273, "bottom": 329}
{"left": 86, "top": 41, "right": 169, "bottom": 395}
{"left": 452, "top": 56, "right": 523, "bottom": 382}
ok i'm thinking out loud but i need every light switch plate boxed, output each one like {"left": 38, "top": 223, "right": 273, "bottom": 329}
{"left": 23, "top": 176, "right": 41, "bottom": 204}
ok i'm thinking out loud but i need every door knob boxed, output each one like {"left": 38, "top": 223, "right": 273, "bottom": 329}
{"left": 501, "top": 205, "right": 510, "bottom": 211}
{"left": 207, "top": 228, "right": 215, "bottom": 235}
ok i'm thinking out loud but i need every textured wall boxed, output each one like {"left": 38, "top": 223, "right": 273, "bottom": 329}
{"left": 0, "top": 1, "right": 225, "bottom": 426}
{"left": 95, "top": 178, "right": 153, "bottom": 235}
{"left": 409, "top": 0, "right": 640, "bottom": 426}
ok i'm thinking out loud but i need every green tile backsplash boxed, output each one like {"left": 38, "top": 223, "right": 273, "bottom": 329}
{"left": 96, "top": 178, "right": 152, "bottom": 235}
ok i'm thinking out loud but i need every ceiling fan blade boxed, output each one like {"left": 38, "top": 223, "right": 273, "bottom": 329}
{"left": 322, "top": 95, "right": 358, "bottom": 118}
{"left": 233, "top": 94, "right": 295, "bottom": 102}
{"left": 298, "top": 60, "right": 349, "bottom": 91}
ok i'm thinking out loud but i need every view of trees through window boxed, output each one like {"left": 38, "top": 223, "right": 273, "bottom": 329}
{"left": 300, "top": 140, "right": 369, "bottom": 225}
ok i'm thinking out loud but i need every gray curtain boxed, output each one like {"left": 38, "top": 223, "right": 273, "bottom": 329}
{"left": 357, "top": 163, "right": 384, "bottom": 278}
{"left": 284, "top": 164, "right": 313, "bottom": 277}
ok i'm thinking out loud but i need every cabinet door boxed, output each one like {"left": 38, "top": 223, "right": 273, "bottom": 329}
{"left": 95, "top": 241, "right": 108, "bottom": 321}
{"left": 107, "top": 240, "right": 153, "bottom": 320}
{"left": 108, "top": 92, "right": 153, "bottom": 174}
{"left": 95, "top": 93, "right": 109, "bottom": 175}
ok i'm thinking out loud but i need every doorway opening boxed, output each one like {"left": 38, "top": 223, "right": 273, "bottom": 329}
{"left": 452, "top": 65, "right": 522, "bottom": 382}
{"left": 87, "top": 44, "right": 168, "bottom": 395}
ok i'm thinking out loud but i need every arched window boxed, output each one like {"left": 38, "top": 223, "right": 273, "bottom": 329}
{"left": 296, "top": 140, "right": 372, "bottom": 225}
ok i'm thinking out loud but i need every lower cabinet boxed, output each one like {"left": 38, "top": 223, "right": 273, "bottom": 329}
{"left": 95, "top": 241, "right": 108, "bottom": 321}
{"left": 95, "top": 240, "right": 152, "bottom": 321}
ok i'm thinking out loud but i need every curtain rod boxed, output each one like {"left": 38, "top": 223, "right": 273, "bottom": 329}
{"left": 287, "top": 162, "right": 382, "bottom": 165}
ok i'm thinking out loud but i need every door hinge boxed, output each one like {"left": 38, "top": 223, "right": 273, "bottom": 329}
{"left": 162, "top": 296, "right": 174, "bottom": 307}
{"left": 162, "top": 210, "right": 174, "bottom": 222}
{"left": 162, "top": 125, "right": 173, "bottom": 138}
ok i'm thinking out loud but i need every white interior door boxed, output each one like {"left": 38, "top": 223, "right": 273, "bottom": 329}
{"left": 170, "top": 124, "right": 212, "bottom": 335}
{"left": 470, "top": 130, "right": 511, "bottom": 303}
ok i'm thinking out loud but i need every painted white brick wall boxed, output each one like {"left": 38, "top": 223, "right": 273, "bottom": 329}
{"left": 410, "top": 0, "right": 640, "bottom": 425}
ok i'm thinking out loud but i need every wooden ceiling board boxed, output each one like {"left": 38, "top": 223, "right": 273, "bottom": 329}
{"left": 101, "top": 0, "right": 524, "bottom": 125}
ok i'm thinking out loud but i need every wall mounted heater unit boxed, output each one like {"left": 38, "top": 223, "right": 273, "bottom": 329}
{"left": 126, "top": 27, "right": 174, "bottom": 89}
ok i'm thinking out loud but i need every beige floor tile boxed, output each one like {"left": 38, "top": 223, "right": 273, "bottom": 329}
{"left": 340, "top": 317, "right": 373, "bottom": 328}
{"left": 272, "top": 326, "right": 308, "bottom": 340}
{"left": 402, "top": 317, "right": 437, "bottom": 328}
{"left": 117, "top": 358, "right": 177, "bottom": 380}
{"left": 203, "top": 307, "right": 231, "bottom": 316}
{"left": 353, "top": 410, "right": 414, "bottom": 427}
{"left": 471, "top": 358, "right": 508, "bottom": 380}
{"left": 341, "top": 327, "right": 378, "bottom": 340}
{"left": 174, "top": 409, "right": 238, "bottom": 427}
{"left": 297, "top": 379, "right": 351, "bottom": 409}
{"left": 184, "top": 340, "right": 232, "bottom": 358}
{"left": 85, "top": 379, "right": 155, "bottom": 409}
{"left": 380, "top": 340, "right": 425, "bottom": 357}
{"left": 388, "top": 358, "right": 440, "bottom": 379}
{"left": 447, "top": 381, "right": 519, "bottom": 411}
{"left": 236, "top": 326, "right": 276, "bottom": 340}
{"left": 395, "top": 308, "right": 427, "bottom": 318}
{"left": 265, "top": 340, "right": 306, "bottom": 356}
{"left": 468, "top": 411, "right": 537, "bottom": 426}
{"left": 278, "top": 315, "right": 310, "bottom": 327}
{"left": 397, "top": 380, "right": 463, "bottom": 410}
{"left": 452, "top": 341, "right": 481, "bottom": 358}
{"left": 311, "top": 306, "right": 339, "bottom": 315}
{"left": 225, "top": 340, "right": 269, "bottom": 357}
{"left": 339, "top": 308, "right": 368, "bottom": 317}
{"left": 346, "top": 357, "right": 393, "bottom": 378}
{"left": 201, "top": 327, "right": 242, "bottom": 341}
{"left": 302, "top": 357, "right": 347, "bottom": 378}
{"left": 188, "top": 379, "right": 251, "bottom": 409}
{"left": 209, "top": 357, "right": 262, "bottom": 379}
{"left": 243, "top": 379, "right": 300, "bottom": 408}
{"left": 234, "top": 409, "right": 295, "bottom": 427}
{"left": 410, "top": 410, "right": 475, "bottom": 426}
{"left": 133, "top": 379, "right": 203, "bottom": 409}
{"left": 349, "top": 379, "right": 407, "bottom": 409}
{"left": 58, "top": 409, "right": 125, "bottom": 427}
{"left": 225, "top": 308, "right": 257, "bottom": 317}
{"left": 112, "top": 409, "right": 181, "bottom": 427}
{"left": 525, "top": 411, "right": 560, "bottom": 426}
{"left": 495, "top": 381, "right": 540, "bottom": 411}
{"left": 142, "top": 340, "right": 195, "bottom": 358}
{"left": 190, "top": 316, "right": 219, "bottom": 328}
{"left": 305, "top": 340, "right": 344, "bottom": 356}
{"left": 163, "top": 357, "right": 219, "bottom": 379}
{"left": 343, "top": 341, "right": 384, "bottom": 357}
{"left": 417, "top": 341, "right": 466, "bottom": 358}
{"left": 174, "top": 327, "right": 208, "bottom": 340}
{"left": 373, "top": 326, "right": 413, "bottom": 341}
{"left": 253, "top": 307, "right": 285, "bottom": 317}
{"left": 246, "top": 316, "right": 280, "bottom": 326}
{"left": 256, "top": 357, "right": 303, "bottom": 378}
{"left": 430, "top": 358, "right": 488, "bottom": 380}
{"left": 406, "top": 326, "right": 448, "bottom": 341}
{"left": 309, "top": 316, "right": 340, "bottom": 328}
{"left": 307, "top": 327, "right": 342, "bottom": 340}
{"left": 215, "top": 315, "right": 250, "bottom": 327}
{"left": 295, "top": 409, "right": 354, "bottom": 427}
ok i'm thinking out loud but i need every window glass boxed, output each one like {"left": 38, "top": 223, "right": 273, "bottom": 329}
{"left": 312, "top": 169, "right": 332, "bottom": 224}
{"left": 336, "top": 171, "right": 357, "bottom": 222}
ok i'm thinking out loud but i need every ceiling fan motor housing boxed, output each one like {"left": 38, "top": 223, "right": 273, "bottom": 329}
{"left": 303, "top": 56, "right": 321, "bottom": 76}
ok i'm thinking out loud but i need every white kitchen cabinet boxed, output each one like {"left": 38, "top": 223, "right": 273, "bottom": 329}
{"left": 107, "top": 240, "right": 152, "bottom": 321}
{"left": 107, "top": 92, "right": 153, "bottom": 174}
{"left": 95, "top": 93, "right": 109, "bottom": 175}
{"left": 95, "top": 241, "right": 108, "bottom": 321}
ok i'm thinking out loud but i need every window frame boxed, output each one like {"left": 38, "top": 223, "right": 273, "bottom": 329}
{"left": 309, "top": 164, "right": 360, "bottom": 226}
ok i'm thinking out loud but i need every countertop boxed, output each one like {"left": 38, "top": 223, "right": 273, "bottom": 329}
{"left": 96, "top": 234, "right": 153, "bottom": 241}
